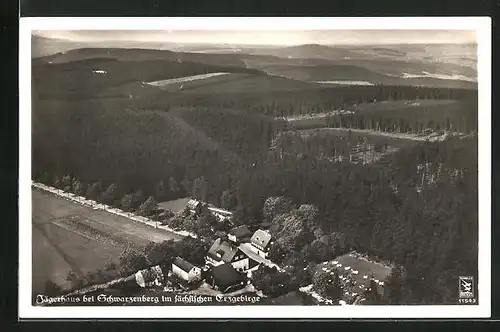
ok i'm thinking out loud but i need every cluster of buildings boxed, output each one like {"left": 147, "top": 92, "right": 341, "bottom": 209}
{"left": 176, "top": 224, "right": 273, "bottom": 293}
{"left": 135, "top": 221, "right": 274, "bottom": 294}
{"left": 132, "top": 198, "right": 392, "bottom": 304}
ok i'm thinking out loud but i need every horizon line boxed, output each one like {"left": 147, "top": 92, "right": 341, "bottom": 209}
{"left": 33, "top": 35, "right": 478, "bottom": 47}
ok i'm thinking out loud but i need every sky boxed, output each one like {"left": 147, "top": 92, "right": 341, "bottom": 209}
{"left": 33, "top": 30, "right": 476, "bottom": 46}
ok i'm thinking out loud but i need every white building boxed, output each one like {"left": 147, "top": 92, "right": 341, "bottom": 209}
{"left": 249, "top": 229, "right": 272, "bottom": 259}
{"left": 172, "top": 257, "right": 201, "bottom": 283}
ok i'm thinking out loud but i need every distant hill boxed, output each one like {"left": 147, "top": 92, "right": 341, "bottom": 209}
{"left": 32, "top": 58, "right": 264, "bottom": 100}
{"left": 32, "top": 36, "right": 89, "bottom": 58}
{"left": 32, "top": 37, "right": 477, "bottom": 88}
{"left": 260, "top": 64, "right": 477, "bottom": 89}
{"left": 35, "top": 46, "right": 249, "bottom": 68}
{"left": 31, "top": 35, "right": 183, "bottom": 58}
{"left": 254, "top": 44, "right": 356, "bottom": 61}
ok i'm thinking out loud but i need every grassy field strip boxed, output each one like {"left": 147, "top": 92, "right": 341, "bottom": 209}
{"left": 32, "top": 182, "right": 196, "bottom": 238}
{"left": 146, "top": 72, "right": 230, "bottom": 86}
{"left": 315, "top": 127, "right": 450, "bottom": 142}
{"left": 315, "top": 80, "right": 374, "bottom": 86}
{"left": 282, "top": 111, "right": 355, "bottom": 122}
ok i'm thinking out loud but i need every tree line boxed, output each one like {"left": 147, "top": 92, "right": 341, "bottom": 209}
{"left": 287, "top": 102, "right": 478, "bottom": 134}
{"left": 161, "top": 84, "right": 477, "bottom": 118}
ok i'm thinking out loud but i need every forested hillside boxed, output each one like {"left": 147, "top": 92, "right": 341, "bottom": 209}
{"left": 32, "top": 59, "right": 263, "bottom": 100}
{"left": 165, "top": 85, "right": 477, "bottom": 117}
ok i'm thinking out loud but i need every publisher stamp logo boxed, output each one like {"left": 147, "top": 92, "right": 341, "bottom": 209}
{"left": 459, "top": 276, "right": 474, "bottom": 299}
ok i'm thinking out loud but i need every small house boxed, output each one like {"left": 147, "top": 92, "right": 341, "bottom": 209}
{"left": 187, "top": 199, "right": 204, "bottom": 214}
{"left": 206, "top": 238, "right": 250, "bottom": 272}
{"left": 250, "top": 229, "right": 272, "bottom": 258}
{"left": 228, "top": 225, "right": 251, "bottom": 243}
{"left": 172, "top": 257, "right": 202, "bottom": 283}
{"left": 134, "top": 265, "right": 165, "bottom": 288}
{"left": 206, "top": 263, "right": 246, "bottom": 293}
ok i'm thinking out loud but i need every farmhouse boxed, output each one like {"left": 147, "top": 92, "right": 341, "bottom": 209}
{"left": 134, "top": 265, "right": 165, "bottom": 288}
{"left": 206, "top": 238, "right": 250, "bottom": 272}
{"left": 249, "top": 229, "right": 272, "bottom": 258}
{"left": 172, "top": 257, "right": 202, "bottom": 283}
{"left": 206, "top": 263, "right": 246, "bottom": 293}
{"left": 228, "top": 225, "right": 251, "bottom": 243}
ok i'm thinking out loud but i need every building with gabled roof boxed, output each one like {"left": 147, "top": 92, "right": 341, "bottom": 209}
{"left": 249, "top": 229, "right": 272, "bottom": 258}
{"left": 187, "top": 199, "right": 205, "bottom": 213}
{"left": 172, "top": 257, "right": 201, "bottom": 283}
{"left": 228, "top": 225, "right": 251, "bottom": 243}
{"left": 206, "top": 238, "right": 251, "bottom": 272}
{"left": 206, "top": 263, "right": 246, "bottom": 293}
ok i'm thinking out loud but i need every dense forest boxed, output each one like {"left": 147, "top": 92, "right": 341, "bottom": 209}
{"left": 162, "top": 85, "right": 477, "bottom": 115}
{"left": 285, "top": 101, "right": 478, "bottom": 134}
{"left": 33, "top": 70, "right": 478, "bottom": 304}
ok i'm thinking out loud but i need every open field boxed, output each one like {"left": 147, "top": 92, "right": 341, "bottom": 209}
{"left": 33, "top": 216, "right": 123, "bottom": 293}
{"left": 147, "top": 73, "right": 251, "bottom": 92}
{"left": 178, "top": 74, "right": 320, "bottom": 94}
{"left": 158, "top": 197, "right": 191, "bottom": 214}
{"left": 316, "top": 80, "right": 374, "bottom": 86}
{"left": 147, "top": 72, "right": 232, "bottom": 86}
{"left": 313, "top": 253, "right": 392, "bottom": 299}
{"left": 296, "top": 128, "right": 421, "bottom": 148}
{"left": 32, "top": 189, "right": 186, "bottom": 293}
{"left": 33, "top": 189, "right": 186, "bottom": 244}
{"left": 354, "top": 99, "right": 460, "bottom": 114}
{"left": 333, "top": 253, "right": 392, "bottom": 282}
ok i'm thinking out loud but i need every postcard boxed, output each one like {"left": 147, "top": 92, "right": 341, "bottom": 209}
{"left": 19, "top": 17, "right": 491, "bottom": 319}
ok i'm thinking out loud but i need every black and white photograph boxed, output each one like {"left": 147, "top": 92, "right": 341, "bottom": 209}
{"left": 19, "top": 17, "right": 491, "bottom": 319}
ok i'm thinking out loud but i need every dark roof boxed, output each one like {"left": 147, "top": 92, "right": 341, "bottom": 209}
{"left": 250, "top": 229, "right": 272, "bottom": 248}
{"left": 210, "top": 264, "right": 244, "bottom": 289}
{"left": 262, "top": 291, "right": 313, "bottom": 305}
{"left": 248, "top": 257, "right": 260, "bottom": 269}
{"left": 228, "top": 225, "right": 251, "bottom": 238}
{"left": 207, "top": 238, "right": 238, "bottom": 263}
{"left": 173, "top": 257, "right": 196, "bottom": 273}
